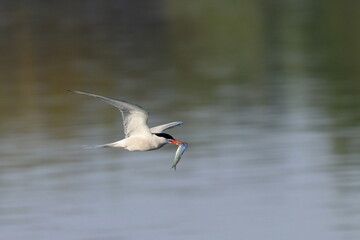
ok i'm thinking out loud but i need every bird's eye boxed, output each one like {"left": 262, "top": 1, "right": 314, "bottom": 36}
{"left": 155, "top": 133, "right": 174, "bottom": 140}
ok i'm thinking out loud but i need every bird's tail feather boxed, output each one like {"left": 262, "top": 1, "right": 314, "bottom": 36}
{"left": 82, "top": 141, "right": 122, "bottom": 149}
{"left": 82, "top": 144, "right": 112, "bottom": 149}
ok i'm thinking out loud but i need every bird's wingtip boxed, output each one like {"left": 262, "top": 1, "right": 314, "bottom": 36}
{"left": 68, "top": 90, "right": 88, "bottom": 95}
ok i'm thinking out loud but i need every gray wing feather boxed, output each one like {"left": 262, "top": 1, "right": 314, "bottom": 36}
{"left": 70, "top": 90, "right": 151, "bottom": 138}
{"left": 150, "top": 121, "right": 183, "bottom": 133}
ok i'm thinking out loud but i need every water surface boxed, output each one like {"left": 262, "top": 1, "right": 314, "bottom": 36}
{"left": 0, "top": 1, "right": 359, "bottom": 240}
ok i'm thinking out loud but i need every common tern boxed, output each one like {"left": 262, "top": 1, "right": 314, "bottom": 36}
{"left": 69, "top": 90, "right": 188, "bottom": 169}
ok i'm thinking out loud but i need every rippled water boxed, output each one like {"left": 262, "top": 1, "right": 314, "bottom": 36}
{"left": 0, "top": 1, "right": 359, "bottom": 240}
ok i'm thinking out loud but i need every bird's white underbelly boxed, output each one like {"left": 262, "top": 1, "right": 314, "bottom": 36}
{"left": 121, "top": 136, "right": 165, "bottom": 151}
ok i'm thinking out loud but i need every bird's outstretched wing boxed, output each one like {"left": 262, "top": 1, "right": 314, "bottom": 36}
{"left": 69, "top": 90, "right": 152, "bottom": 138}
{"left": 150, "top": 121, "right": 183, "bottom": 133}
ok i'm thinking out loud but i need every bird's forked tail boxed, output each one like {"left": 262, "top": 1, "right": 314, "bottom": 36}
{"left": 83, "top": 141, "right": 122, "bottom": 149}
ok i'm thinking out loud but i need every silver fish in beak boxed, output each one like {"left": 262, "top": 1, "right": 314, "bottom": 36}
{"left": 171, "top": 142, "right": 188, "bottom": 170}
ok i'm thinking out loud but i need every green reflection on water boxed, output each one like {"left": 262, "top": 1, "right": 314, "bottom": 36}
{"left": 0, "top": 0, "right": 358, "bottom": 154}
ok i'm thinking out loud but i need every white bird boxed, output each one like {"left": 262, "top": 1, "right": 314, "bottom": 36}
{"left": 69, "top": 90, "right": 184, "bottom": 152}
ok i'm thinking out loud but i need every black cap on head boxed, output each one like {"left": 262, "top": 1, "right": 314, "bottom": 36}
{"left": 154, "top": 133, "right": 174, "bottom": 140}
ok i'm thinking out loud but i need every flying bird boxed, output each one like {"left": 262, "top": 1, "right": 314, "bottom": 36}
{"left": 69, "top": 90, "right": 188, "bottom": 169}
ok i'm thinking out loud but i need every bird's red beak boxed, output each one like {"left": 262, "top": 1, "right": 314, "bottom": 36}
{"left": 168, "top": 139, "right": 183, "bottom": 146}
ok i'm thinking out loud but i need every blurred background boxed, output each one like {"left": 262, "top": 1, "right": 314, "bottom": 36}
{"left": 0, "top": 1, "right": 359, "bottom": 239}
